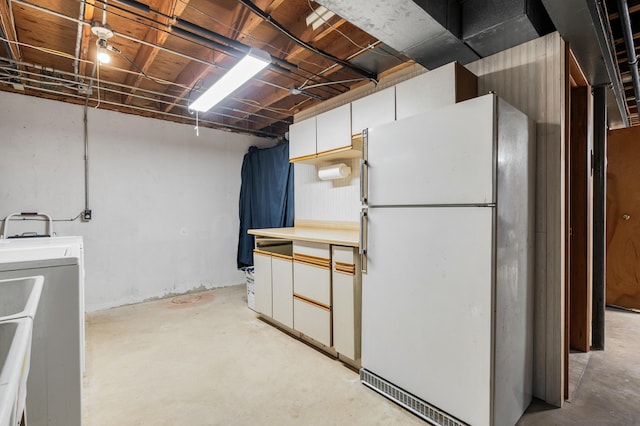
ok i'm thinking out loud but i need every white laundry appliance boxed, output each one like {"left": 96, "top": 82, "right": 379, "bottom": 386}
{"left": 359, "top": 94, "right": 536, "bottom": 426}
{"left": 0, "top": 213, "right": 84, "bottom": 426}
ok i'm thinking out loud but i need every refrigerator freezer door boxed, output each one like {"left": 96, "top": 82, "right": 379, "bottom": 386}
{"left": 361, "top": 206, "right": 494, "bottom": 426}
{"left": 367, "top": 94, "right": 496, "bottom": 207}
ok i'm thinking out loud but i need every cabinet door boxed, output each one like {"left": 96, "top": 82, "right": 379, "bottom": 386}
{"left": 271, "top": 256, "right": 293, "bottom": 328}
{"left": 316, "top": 103, "right": 351, "bottom": 154}
{"left": 332, "top": 246, "right": 359, "bottom": 360}
{"left": 253, "top": 251, "right": 272, "bottom": 317}
{"left": 289, "top": 117, "right": 316, "bottom": 161}
{"left": 351, "top": 86, "right": 395, "bottom": 136}
{"left": 395, "top": 62, "right": 476, "bottom": 121}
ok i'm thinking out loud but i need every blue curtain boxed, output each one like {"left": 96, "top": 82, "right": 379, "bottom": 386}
{"left": 237, "top": 143, "right": 294, "bottom": 268}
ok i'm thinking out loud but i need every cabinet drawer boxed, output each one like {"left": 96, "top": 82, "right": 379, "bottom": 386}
{"left": 294, "top": 297, "right": 331, "bottom": 347}
{"left": 293, "top": 260, "right": 330, "bottom": 306}
{"left": 293, "top": 241, "right": 330, "bottom": 259}
{"left": 332, "top": 245, "right": 355, "bottom": 265}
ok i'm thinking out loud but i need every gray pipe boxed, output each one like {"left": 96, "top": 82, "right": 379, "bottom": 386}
{"left": 617, "top": 0, "right": 640, "bottom": 121}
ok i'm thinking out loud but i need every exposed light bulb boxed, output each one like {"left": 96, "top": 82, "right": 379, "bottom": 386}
{"left": 97, "top": 47, "right": 111, "bottom": 64}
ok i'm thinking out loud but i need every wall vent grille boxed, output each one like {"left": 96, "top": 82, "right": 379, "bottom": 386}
{"left": 360, "top": 369, "right": 467, "bottom": 426}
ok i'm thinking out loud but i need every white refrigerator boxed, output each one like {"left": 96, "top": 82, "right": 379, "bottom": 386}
{"left": 359, "top": 94, "right": 536, "bottom": 426}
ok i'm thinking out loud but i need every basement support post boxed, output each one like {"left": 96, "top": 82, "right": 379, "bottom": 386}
{"left": 592, "top": 84, "right": 607, "bottom": 350}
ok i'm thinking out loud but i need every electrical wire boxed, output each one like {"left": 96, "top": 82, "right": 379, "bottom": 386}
{"left": 0, "top": 35, "right": 93, "bottom": 64}
{"left": 0, "top": 61, "right": 291, "bottom": 125}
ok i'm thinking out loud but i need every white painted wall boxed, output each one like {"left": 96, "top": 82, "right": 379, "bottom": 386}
{"left": 294, "top": 157, "right": 360, "bottom": 222}
{"left": 0, "top": 91, "right": 274, "bottom": 311}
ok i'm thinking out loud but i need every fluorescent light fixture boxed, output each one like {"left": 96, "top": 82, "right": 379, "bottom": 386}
{"left": 189, "top": 49, "right": 271, "bottom": 112}
{"left": 305, "top": 6, "right": 335, "bottom": 30}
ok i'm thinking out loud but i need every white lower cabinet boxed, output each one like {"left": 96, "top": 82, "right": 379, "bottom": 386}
{"left": 253, "top": 239, "right": 361, "bottom": 363}
{"left": 253, "top": 250, "right": 272, "bottom": 317}
{"left": 332, "top": 246, "right": 361, "bottom": 360}
{"left": 271, "top": 255, "right": 293, "bottom": 328}
{"left": 253, "top": 242, "right": 293, "bottom": 323}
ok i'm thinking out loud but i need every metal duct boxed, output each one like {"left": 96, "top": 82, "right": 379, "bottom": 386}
{"left": 542, "top": 0, "right": 627, "bottom": 128}
{"left": 315, "top": 0, "right": 479, "bottom": 69}
{"left": 462, "top": 0, "right": 554, "bottom": 57}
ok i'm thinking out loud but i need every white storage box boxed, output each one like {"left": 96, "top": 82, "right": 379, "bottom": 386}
{"left": 244, "top": 267, "right": 255, "bottom": 311}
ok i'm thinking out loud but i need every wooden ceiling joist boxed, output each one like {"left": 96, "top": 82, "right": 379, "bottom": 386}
{"left": 122, "top": 0, "right": 190, "bottom": 105}
{"left": 0, "top": 0, "right": 404, "bottom": 136}
{"left": 0, "top": 0, "right": 22, "bottom": 61}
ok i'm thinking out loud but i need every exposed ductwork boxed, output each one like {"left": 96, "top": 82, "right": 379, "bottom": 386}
{"left": 542, "top": 0, "right": 628, "bottom": 128}
{"left": 315, "top": 0, "right": 479, "bottom": 69}
{"left": 462, "top": 0, "right": 554, "bottom": 57}
{"left": 316, "top": 0, "right": 553, "bottom": 70}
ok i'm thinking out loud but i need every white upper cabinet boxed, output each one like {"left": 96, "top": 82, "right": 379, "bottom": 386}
{"left": 351, "top": 86, "right": 396, "bottom": 136}
{"left": 289, "top": 116, "right": 316, "bottom": 161}
{"left": 395, "top": 62, "right": 477, "bottom": 121}
{"left": 316, "top": 103, "right": 352, "bottom": 154}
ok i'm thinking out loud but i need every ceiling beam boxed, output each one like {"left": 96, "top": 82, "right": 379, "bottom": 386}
{"left": 122, "top": 0, "right": 191, "bottom": 105}
{"left": 0, "top": 0, "right": 22, "bottom": 61}
{"left": 78, "top": 0, "right": 96, "bottom": 77}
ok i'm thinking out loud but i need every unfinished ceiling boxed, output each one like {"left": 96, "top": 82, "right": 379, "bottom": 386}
{"left": 0, "top": 0, "right": 410, "bottom": 137}
{"left": 1, "top": 0, "right": 639, "bottom": 136}
{"left": 607, "top": 0, "right": 640, "bottom": 125}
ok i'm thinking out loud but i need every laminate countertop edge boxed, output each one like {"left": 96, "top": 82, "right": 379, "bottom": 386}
{"left": 248, "top": 227, "right": 359, "bottom": 247}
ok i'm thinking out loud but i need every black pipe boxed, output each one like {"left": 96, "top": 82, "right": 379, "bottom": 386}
{"left": 171, "top": 26, "right": 243, "bottom": 59}
{"left": 617, "top": 0, "right": 640, "bottom": 121}
{"left": 175, "top": 18, "right": 249, "bottom": 54}
{"left": 236, "top": 0, "right": 377, "bottom": 81}
{"left": 592, "top": 84, "right": 607, "bottom": 351}
{"left": 173, "top": 18, "right": 298, "bottom": 72}
{"left": 111, "top": 0, "right": 150, "bottom": 13}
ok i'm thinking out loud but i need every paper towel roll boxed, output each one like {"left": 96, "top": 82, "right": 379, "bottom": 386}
{"left": 318, "top": 163, "right": 351, "bottom": 180}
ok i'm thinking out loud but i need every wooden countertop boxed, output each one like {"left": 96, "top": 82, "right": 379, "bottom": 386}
{"left": 248, "top": 222, "right": 359, "bottom": 247}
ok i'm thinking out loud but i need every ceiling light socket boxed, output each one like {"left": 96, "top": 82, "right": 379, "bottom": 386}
{"left": 91, "top": 23, "right": 114, "bottom": 40}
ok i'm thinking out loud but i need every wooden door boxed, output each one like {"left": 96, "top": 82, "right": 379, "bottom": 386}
{"left": 607, "top": 126, "right": 640, "bottom": 309}
{"left": 569, "top": 85, "right": 592, "bottom": 351}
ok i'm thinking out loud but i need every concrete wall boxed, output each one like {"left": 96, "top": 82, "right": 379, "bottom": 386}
{"left": 0, "top": 91, "right": 274, "bottom": 311}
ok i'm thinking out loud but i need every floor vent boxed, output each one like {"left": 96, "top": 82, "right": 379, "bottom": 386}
{"left": 360, "top": 369, "right": 467, "bottom": 426}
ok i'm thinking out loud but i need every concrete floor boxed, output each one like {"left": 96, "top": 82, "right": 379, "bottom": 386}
{"left": 83, "top": 285, "right": 640, "bottom": 425}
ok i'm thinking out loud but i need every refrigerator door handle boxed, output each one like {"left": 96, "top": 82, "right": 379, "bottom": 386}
{"left": 360, "top": 129, "right": 368, "bottom": 204}
{"left": 359, "top": 159, "right": 368, "bottom": 204}
{"left": 359, "top": 208, "right": 368, "bottom": 273}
